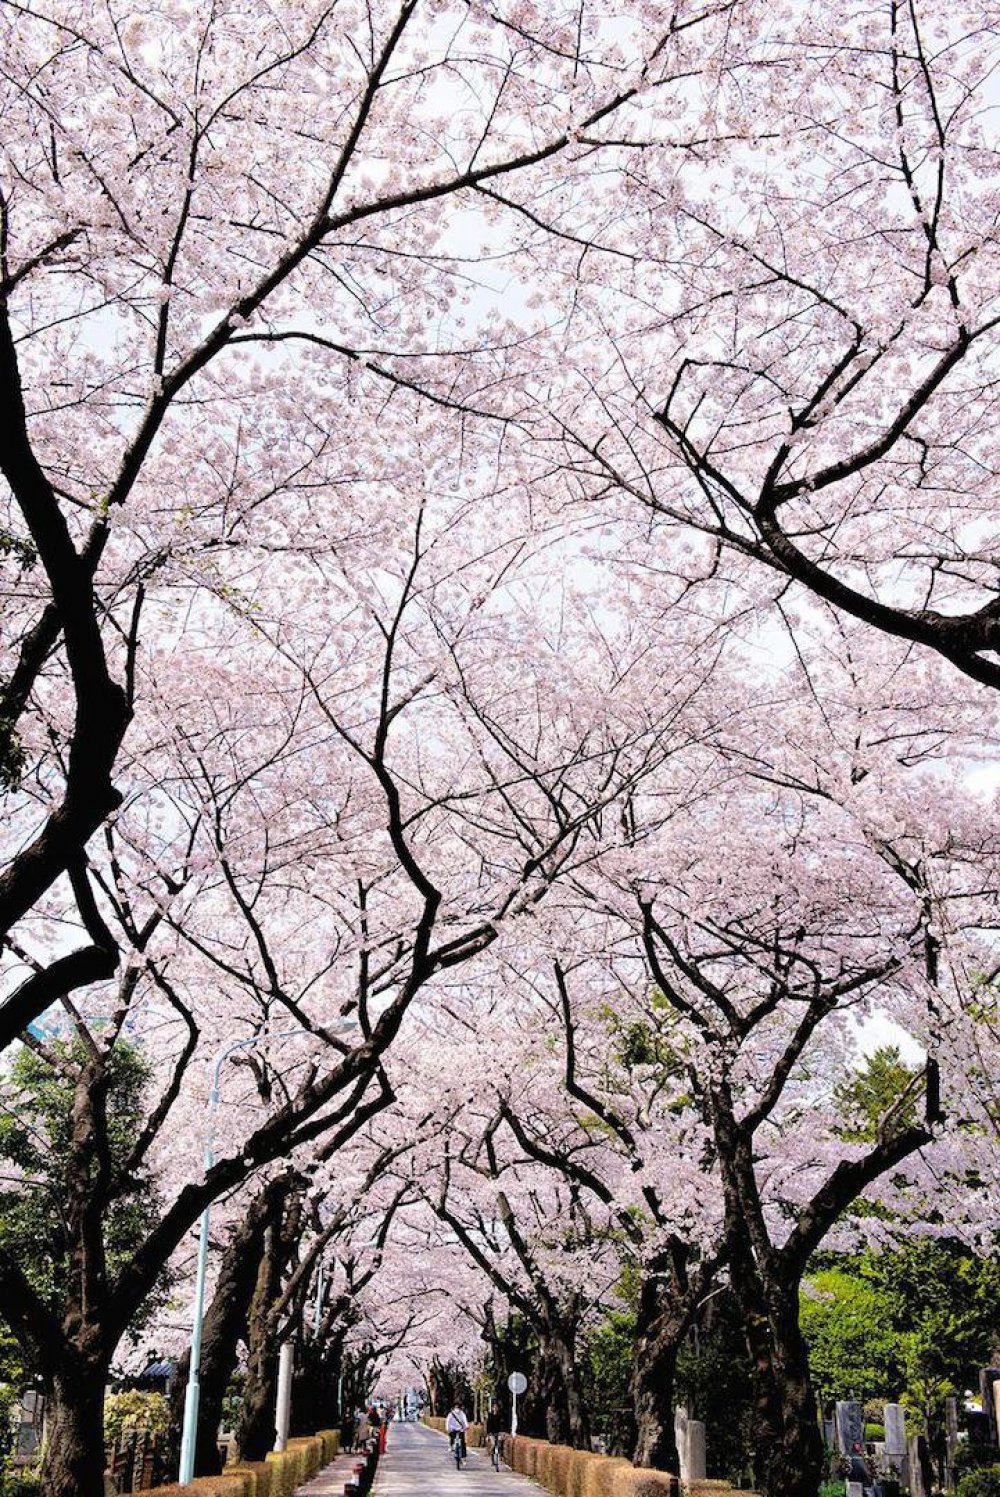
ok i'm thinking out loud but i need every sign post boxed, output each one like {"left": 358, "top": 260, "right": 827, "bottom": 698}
{"left": 508, "top": 1371, "right": 527, "bottom": 1438}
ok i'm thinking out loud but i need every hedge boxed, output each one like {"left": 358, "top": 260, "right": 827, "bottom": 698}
{"left": 422, "top": 1420, "right": 763, "bottom": 1497}
{"left": 132, "top": 1428, "right": 341, "bottom": 1497}
{"left": 504, "top": 1435, "right": 679, "bottom": 1497}
{"left": 686, "top": 1483, "right": 761, "bottom": 1497}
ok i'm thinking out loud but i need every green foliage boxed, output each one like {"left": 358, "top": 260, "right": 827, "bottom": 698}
{"left": 869, "top": 1240, "right": 1000, "bottom": 1391}
{"left": 581, "top": 1311, "right": 634, "bottom": 1423}
{"left": 0, "top": 1040, "right": 165, "bottom": 1367}
{"left": 596, "top": 998, "right": 687, "bottom": 1084}
{"left": 800, "top": 1268, "right": 902, "bottom": 1405}
{"left": 0, "top": 1470, "right": 42, "bottom": 1497}
{"left": 802, "top": 1241, "right": 1000, "bottom": 1412}
{"left": 957, "top": 1467, "right": 1000, "bottom": 1497}
{"left": 103, "top": 1390, "right": 170, "bottom": 1443}
{"left": 0, "top": 1386, "right": 17, "bottom": 1471}
{"left": 954, "top": 1444, "right": 997, "bottom": 1477}
{"left": 833, "top": 1047, "right": 918, "bottom": 1143}
{"left": 818, "top": 1484, "right": 846, "bottom": 1497}
{"left": 0, "top": 1332, "right": 26, "bottom": 1392}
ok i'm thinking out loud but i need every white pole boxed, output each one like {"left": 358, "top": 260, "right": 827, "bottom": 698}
{"left": 313, "top": 1261, "right": 324, "bottom": 1335}
{"left": 177, "top": 1203, "right": 211, "bottom": 1482}
{"left": 275, "top": 1341, "right": 295, "bottom": 1451}
{"left": 177, "top": 1024, "right": 355, "bottom": 1482}
{"left": 511, "top": 1386, "right": 518, "bottom": 1438}
{"left": 178, "top": 1069, "right": 220, "bottom": 1485}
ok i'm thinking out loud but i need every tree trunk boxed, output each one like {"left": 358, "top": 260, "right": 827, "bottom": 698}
{"left": 170, "top": 1177, "right": 293, "bottom": 1474}
{"left": 764, "top": 1287, "right": 823, "bottom": 1497}
{"left": 630, "top": 1281, "right": 685, "bottom": 1473}
{"left": 41, "top": 1358, "right": 109, "bottom": 1497}
{"left": 235, "top": 1220, "right": 284, "bottom": 1460}
{"left": 237, "top": 1346, "right": 279, "bottom": 1462}
{"left": 292, "top": 1340, "right": 340, "bottom": 1437}
{"left": 538, "top": 1331, "right": 590, "bottom": 1449}
{"left": 559, "top": 1338, "right": 591, "bottom": 1450}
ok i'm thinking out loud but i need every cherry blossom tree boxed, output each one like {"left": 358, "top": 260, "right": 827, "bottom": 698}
{"left": 0, "top": 0, "right": 750, "bottom": 1055}
{"left": 3, "top": 432, "right": 693, "bottom": 1497}
{"left": 536, "top": 0, "right": 1000, "bottom": 693}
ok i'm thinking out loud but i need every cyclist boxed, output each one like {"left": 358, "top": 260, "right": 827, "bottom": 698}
{"left": 485, "top": 1399, "right": 506, "bottom": 1469}
{"left": 445, "top": 1405, "right": 469, "bottom": 1466}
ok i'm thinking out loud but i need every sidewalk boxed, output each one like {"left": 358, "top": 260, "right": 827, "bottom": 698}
{"left": 295, "top": 1444, "right": 373, "bottom": 1495}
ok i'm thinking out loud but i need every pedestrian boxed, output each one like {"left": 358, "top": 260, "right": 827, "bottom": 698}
{"left": 340, "top": 1407, "right": 357, "bottom": 1454}
{"left": 486, "top": 1398, "right": 505, "bottom": 1467}
{"left": 848, "top": 1442, "right": 876, "bottom": 1497}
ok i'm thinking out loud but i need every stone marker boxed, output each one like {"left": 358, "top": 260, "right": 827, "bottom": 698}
{"left": 686, "top": 1421, "right": 707, "bottom": 1483}
{"left": 980, "top": 1368, "right": 1000, "bottom": 1446}
{"left": 883, "top": 1403, "right": 906, "bottom": 1484}
{"left": 846, "top": 1484, "right": 863, "bottom": 1497}
{"left": 835, "top": 1401, "right": 864, "bottom": 1454}
{"left": 883, "top": 1405, "right": 906, "bottom": 1458}
{"left": 907, "top": 1433, "right": 932, "bottom": 1497}
{"left": 946, "top": 1396, "right": 959, "bottom": 1484}
{"left": 674, "top": 1407, "right": 689, "bottom": 1484}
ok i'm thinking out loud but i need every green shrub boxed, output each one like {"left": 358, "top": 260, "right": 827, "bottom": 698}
{"left": 955, "top": 1445, "right": 996, "bottom": 1476}
{"left": 0, "top": 1471, "right": 42, "bottom": 1497}
{"left": 104, "top": 1389, "right": 170, "bottom": 1443}
{"left": 957, "top": 1468, "right": 1000, "bottom": 1497}
{"left": 864, "top": 1423, "right": 884, "bottom": 1441}
{"left": 819, "top": 1484, "right": 846, "bottom": 1497}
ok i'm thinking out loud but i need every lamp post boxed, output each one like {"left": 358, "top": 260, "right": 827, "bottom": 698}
{"left": 177, "top": 1021, "right": 355, "bottom": 1482}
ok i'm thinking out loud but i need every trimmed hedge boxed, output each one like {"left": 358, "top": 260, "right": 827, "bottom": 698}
{"left": 687, "top": 1485, "right": 761, "bottom": 1496}
{"left": 132, "top": 1427, "right": 341, "bottom": 1497}
{"left": 504, "top": 1434, "right": 680, "bottom": 1497}
{"left": 421, "top": 1421, "right": 761, "bottom": 1497}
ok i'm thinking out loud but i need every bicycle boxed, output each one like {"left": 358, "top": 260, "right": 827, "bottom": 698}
{"left": 449, "top": 1430, "right": 467, "bottom": 1469}
{"left": 488, "top": 1433, "right": 505, "bottom": 1471}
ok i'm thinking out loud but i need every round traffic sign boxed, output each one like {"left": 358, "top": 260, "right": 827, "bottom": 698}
{"left": 507, "top": 1372, "right": 527, "bottom": 1395}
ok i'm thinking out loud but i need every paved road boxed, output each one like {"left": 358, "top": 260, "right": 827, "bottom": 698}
{"left": 371, "top": 1421, "right": 533, "bottom": 1497}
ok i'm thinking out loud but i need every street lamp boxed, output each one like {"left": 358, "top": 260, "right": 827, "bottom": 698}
{"left": 177, "top": 1021, "right": 356, "bottom": 1482}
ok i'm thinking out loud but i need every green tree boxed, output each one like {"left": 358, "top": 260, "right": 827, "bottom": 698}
{"left": 0, "top": 1040, "right": 164, "bottom": 1364}
{"left": 802, "top": 1243, "right": 1000, "bottom": 1413}
{"left": 833, "top": 1047, "right": 920, "bottom": 1145}
{"left": 869, "top": 1240, "right": 1000, "bottom": 1398}
{"left": 799, "top": 1268, "right": 902, "bottom": 1406}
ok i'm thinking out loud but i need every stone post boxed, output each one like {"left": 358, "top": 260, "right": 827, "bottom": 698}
{"left": 946, "top": 1396, "right": 959, "bottom": 1488}
{"left": 884, "top": 1403, "right": 907, "bottom": 1483}
{"left": 674, "top": 1407, "right": 689, "bottom": 1484}
{"left": 835, "top": 1400, "right": 864, "bottom": 1454}
{"left": 980, "top": 1369, "right": 1000, "bottom": 1447}
{"left": 686, "top": 1421, "right": 707, "bottom": 1482}
{"left": 274, "top": 1341, "right": 295, "bottom": 1452}
{"left": 907, "top": 1434, "right": 932, "bottom": 1497}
